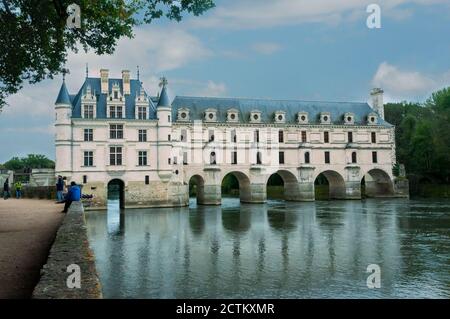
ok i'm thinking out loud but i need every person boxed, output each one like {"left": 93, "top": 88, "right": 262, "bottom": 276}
{"left": 3, "top": 178, "right": 11, "bottom": 200}
{"left": 62, "top": 181, "right": 81, "bottom": 213}
{"left": 14, "top": 181, "right": 22, "bottom": 199}
{"left": 56, "top": 175, "right": 64, "bottom": 202}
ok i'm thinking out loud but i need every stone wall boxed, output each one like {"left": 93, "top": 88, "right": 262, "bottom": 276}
{"left": 32, "top": 202, "right": 102, "bottom": 299}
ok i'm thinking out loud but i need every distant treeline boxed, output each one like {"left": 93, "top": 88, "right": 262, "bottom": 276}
{"left": 1, "top": 154, "right": 55, "bottom": 170}
{"left": 385, "top": 87, "right": 450, "bottom": 184}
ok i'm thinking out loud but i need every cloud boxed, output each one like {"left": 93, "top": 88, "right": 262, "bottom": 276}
{"left": 195, "top": 81, "right": 227, "bottom": 97}
{"left": 191, "top": 0, "right": 449, "bottom": 29}
{"left": 372, "top": 62, "right": 450, "bottom": 101}
{"left": 251, "top": 42, "right": 283, "bottom": 55}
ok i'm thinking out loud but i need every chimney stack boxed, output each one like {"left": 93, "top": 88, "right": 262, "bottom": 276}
{"left": 370, "top": 88, "right": 384, "bottom": 120}
{"left": 100, "top": 69, "right": 109, "bottom": 94}
{"left": 122, "top": 70, "right": 130, "bottom": 95}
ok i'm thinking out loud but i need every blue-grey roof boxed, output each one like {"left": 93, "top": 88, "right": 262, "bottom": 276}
{"left": 55, "top": 82, "right": 72, "bottom": 105}
{"left": 157, "top": 86, "right": 171, "bottom": 107}
{"left": 70, "top": 78, "right": 156, "bottom": 119}
{"left": 171, "top": 96, "right": 392, "bottom": 126}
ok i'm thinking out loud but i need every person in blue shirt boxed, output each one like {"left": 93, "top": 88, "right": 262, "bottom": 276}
{"left": 62, "top": 181, "right": 81, "bottom": 213}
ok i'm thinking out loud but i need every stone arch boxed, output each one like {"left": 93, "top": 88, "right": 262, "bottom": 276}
{"left": 107, "top": 178, "right": 125, "bottom": 209}
{"left": 266, "top": 169, "right": 299, "bottom": 201}
{"left": 314, "top": 170, "right": 346, "bottom": 200}
{"left": 221, "top": 171, "right": 252, "bottom": 203}
{"left": 361, "top": 168, "right": 394, "bottom": 197}
{"left": 188, "top": 174, "right": 206, "bottom": 205}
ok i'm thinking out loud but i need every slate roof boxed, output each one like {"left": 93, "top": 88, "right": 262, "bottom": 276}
{"left": 69, "top": 78, "right": 156, "bottom": 119}
{"left": 171, "top": 96, "right": 392, "bottom": 126}
{"left": 55, "top": 81, "right": 72, "bottom": 105}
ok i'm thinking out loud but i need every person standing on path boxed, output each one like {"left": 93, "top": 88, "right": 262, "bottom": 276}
{"left": 14, "top": 181, "right": 22, "bottom": 199}
{"left": 3, "top": 178, "right": 11, "bottom": 200}
{"left": 56, "top": 175, "right": 64, "bottom": 202}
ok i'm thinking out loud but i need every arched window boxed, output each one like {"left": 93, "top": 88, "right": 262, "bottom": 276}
{"left": 304, "top": 152, "right": 310, "bottom": 164}
{"left": 210, "top": 152, "right": 216, "bottom": 165}
{"left": 352, "top": 152, "right": 357, "bottom": 163}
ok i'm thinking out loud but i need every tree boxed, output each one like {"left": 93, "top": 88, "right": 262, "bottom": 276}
{"left": 3, "top": 154, "right": 55, "bottom": 170}
{"left": 0, "top": 0, "right": 215, "bottom": 111}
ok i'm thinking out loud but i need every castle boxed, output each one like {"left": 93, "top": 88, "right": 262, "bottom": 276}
{"left": 55, "top": 69, "right": 408, "bottom": 209}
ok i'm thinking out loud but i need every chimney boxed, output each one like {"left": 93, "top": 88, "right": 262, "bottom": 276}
{"left": 100, "top": 69, "right": 109, "bottom": 94}
{"left": 122, "top": 70, "right": 130, "bottom": 95}
{"left": 370, "top": 88, "right": 384, "bottom": 120}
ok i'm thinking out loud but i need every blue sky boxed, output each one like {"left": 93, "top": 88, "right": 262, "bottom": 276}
{"left": 1, "top": 0, "right": 450, "bottom": 162}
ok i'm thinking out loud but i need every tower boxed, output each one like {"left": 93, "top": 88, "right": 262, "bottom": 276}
{"left": 370, "top": 88, "right": 384, "bottom": 120}
{"left": 55, "top": 79, "right": 73, "bottom": 176}
{"left": 156, "top": 78, "right": 173, "bottom": 180}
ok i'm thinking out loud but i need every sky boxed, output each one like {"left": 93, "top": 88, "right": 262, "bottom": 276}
{"left": 1, "top": 0, "right": 450, "bottom": 162}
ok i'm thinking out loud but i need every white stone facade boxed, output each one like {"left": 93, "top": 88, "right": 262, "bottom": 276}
{"left": 55, "top": 70, "right": 408, "bottom": 208}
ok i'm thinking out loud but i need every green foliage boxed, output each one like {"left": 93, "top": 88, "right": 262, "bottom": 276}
{"left": 3, "top": 154, "right": 55, "bottom": 170}
{"left": 385, "top": 87, "right": 450, "bottom": 183}
{"left": 221, "top": 174, "right": 239, "bottom": 194}
{"left": 0, "top": 0, "right": 215, "bottom": 111}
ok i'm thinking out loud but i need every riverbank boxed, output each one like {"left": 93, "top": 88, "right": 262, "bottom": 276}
{"left": 0, "top": 198, "right": 63, "bottom": 298}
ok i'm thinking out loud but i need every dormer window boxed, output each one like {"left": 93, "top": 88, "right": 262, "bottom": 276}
{"left": 227, "top": 108, "right": 239, "bottom": 123}
{"left": 367, "top": 112, "right": 378, "bottom": 125}
{"left": 344, "top": 112, "right": 355, "bottom": 125}
{"left": 320, "top": 112, "right": 331, "bottom": 124}
{"left": 274, "top": 111, "right": 286, "bottom": 123}
{"left": 250, "top": 110, "right": 262, "bottom": 123}
{"left": 297, "top": 112, "right": 308, "bottom": 124}
{"left": 204, "top": 108, "right": 217, "bottom": 122}
{"left": 114, "top": 91, "right": 118, "bottom": 99}
{"left": 177, "top": 108, "right": 190, "bottom": 122}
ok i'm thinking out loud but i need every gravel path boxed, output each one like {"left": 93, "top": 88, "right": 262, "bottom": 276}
{"left": 0, "top": 198, "right": 64, "bottom": 298}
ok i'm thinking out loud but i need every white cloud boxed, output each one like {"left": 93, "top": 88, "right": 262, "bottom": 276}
{"left": 196, "top": 80, "right": 227, "bottom": 97}
{"left": 372, "top": 62, "right": 450, "bottom": 101}
{"left": 191, "top": 0, "right": 449, "bottom": 29}
{"left": 251, "top": 42, "right": 283, "bottom": 55}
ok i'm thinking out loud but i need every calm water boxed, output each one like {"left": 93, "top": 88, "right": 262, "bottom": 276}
{"left": 85, "top": 198, "right": 450, "bottom": 298}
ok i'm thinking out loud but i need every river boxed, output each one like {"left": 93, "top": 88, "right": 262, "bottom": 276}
{"left": 85, "top": 198, "right": 450, "bottom": 298}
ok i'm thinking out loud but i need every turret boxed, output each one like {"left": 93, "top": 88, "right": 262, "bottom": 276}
{"left": 370, "top": 88, "right": 384, "bottom": 120}
{"left": 55, "top": 79, "right": 73, "bottom": 175}
{"left": 156, "top": 77, "right": 173, "bottom": 180}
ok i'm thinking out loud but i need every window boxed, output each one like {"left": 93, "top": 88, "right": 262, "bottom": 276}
{"left": 301, "top": 131, "right": 307, "bottom": 143}
{"left": 256, "top": 152, "right": 262, "bottom": 165}
{"left": 231, "top": 151, "right": 237, "bottom": 165}
{"left": 138, "top": 106, "right": 147, "bottom": 120}
{"left": 255, "top": 130, "right": 260, "bottom": 143}
{"left": 348, "top": 132, "right": 353, "bottom": 143}
{"left": 210, "top": 152, "right": 216, "bottom": 165}
{"left": 84, "top": 129, "right": 93, "bottom": 142}
{"left": 83, "top": 151, "right": 93, "bottom": 167}
{"left": 325, "top": 151, "right": 330, "bottom": 164}
{"left": 83, "top": 105, "right": 94, "bottom": 119}
{"left": 168, "top": 115, "right": 171, "bottom": 122}
{"left": 138, "top": 129, "right": 147, "bottom": 142}
{"left": 83, "top": 175, "right": 87, "bottom": 184}
{"left": 305, "top": 152, "right": 310, "bottom": 164}
{"left": 138, "top": 151, "right": 147, "bottom": 166}
{"left": 110, "top": 146, "right": 122, "bottom": 165}
{"left": 109, "top": 105, "right": 123, "bottom": 118}
{"left": 110, "top": 124, "right": 123, "bottom": 139}
{"left": 352, "top": 152, "right": 357, "bottom": 163}
{"left": 371, "top": 132, "right": 377, "bottom": 143}
{"left": 183, "top": 152, "right": 188, "bottom": 165}
{"left": 208, "top": 130, "right": 214, "bottom": 142}
{"left": 181, "top": 129, "right": 187, "bottom": 142}
{"left": 279, "top": 151, "right": 285, "bottom": 164}
{"left": 168, "top": 158, "right": 171, "bottom": 165}
{"left": 372, "top": 151, "right": 378, "bottom": 163}
{"left": 145, "top": 176, "right": 149, "bottom": 185}
{"left": 231, "top": 130, "right": 237, "bottom": 143}
{"left": 168, "top": 134, "right": 171, "bottom": 141}
{"left": 278, "top": 130, "right": 284, "bottom": 143}
{"left": 174, "top": 156, "right": 177, "bottom": 165}
{"left": 324, "top": 131, "right": 329, "bottom": 143}
{"left": 114, "top": 91, "right": 118, "bottom": 99}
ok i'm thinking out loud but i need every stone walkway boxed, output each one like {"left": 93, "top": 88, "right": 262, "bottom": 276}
{"left": 0, "top": 198, "right": 63, "bottom": 298}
